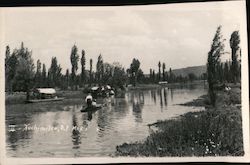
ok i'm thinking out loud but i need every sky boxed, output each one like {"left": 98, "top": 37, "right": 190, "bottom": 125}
{"left": 2, "top": 0, "right": 246, "bottom": 74}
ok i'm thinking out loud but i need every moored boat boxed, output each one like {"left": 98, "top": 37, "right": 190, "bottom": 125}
{"left": 26, "top": 97, "right": 64, "bottom": 103}
{"left": 26, "top": 88, "right": 64, "bottom": 103}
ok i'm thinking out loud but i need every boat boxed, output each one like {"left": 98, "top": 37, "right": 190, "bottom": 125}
{"left": 80, "top": 104, "right": 103, "bottom": 113}
{"left": 26, "top": 88, "right": 64, "bottom": 103}
{"left": 26, "top": 97, "right": 64, "bottom": 103}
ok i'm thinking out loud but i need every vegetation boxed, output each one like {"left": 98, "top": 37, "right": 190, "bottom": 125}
{"left": 207, "top": 26, "right": 241, "bottom": 106}
{"left": 115, "top": 26, "right": 243, "bottom": 157}
{"left": 5, "top": 26, "right": 241, "bottom": 103}
{"left": 116, "top": 85, "right": 243, "bottom": 157}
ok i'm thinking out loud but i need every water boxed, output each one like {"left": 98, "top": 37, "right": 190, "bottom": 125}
{"left": 6, "top": 85, "right": 206, "bottom": 157}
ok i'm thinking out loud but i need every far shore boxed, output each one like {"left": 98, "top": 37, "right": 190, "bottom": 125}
{"left": 5, "top": 81, "right": 206, "bottom": 105}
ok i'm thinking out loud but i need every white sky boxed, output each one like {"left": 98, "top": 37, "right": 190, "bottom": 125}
{"left": 2, "top": 0, "right": 246, "bottom": 74}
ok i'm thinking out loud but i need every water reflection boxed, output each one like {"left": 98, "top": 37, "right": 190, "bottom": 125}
{"left": 150, "top": 90, "right": 156, "bottom": 104}
{"left": 6, "top": 85, "right": 206, "bottom": 157}
{"left": 163, "top": 88, "right": 168, "bottom": 106}
{"left": 129, "top": 91, "right": 145, "bottom": 123}
{"left": 72, "top": 108, "right": 81, "bottom": 149}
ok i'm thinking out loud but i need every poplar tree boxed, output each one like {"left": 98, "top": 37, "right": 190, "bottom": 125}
{"left": 230, "top": 31, "right": 240, "bottom": 83}
{"left": 70, "top": 45, "right": 79, "bottom": 89}
{"left": 81, "top": 49, "right": 86, "bottom": 86}
{"left": 207, "top": 26, "right": 225, "bottom": 106}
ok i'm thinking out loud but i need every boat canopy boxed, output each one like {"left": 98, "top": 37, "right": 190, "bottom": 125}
{"left": 91, "top": 87, "right": 99, "bottom": 91}
{"left": 35, "top": 88, "right": 56, "bottom": 94}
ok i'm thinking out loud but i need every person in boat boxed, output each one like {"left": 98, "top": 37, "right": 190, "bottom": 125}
{"left": 85, "top": 93, "right": 97, "bottom": 108}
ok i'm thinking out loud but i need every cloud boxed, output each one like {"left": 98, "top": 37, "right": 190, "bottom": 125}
{"left": 3, "top": 1, "right": 245, "bottom": 74}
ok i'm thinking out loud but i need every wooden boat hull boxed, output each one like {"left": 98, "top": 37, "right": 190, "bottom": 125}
{"left": 81, "top": 105, "right": 102, "bottom": 113}
{"left": 26, "top": 98, "right": 64, "bottom": 103}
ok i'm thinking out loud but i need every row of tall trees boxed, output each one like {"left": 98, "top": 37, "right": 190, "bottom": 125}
{"left": 5, "top": 43, "right": 129, "bottom": 93}
{"left": 5, "top": 43, "right": 205, "bottom": 94}
{"left": 149, "top": 65, "right": 176, "bottom": 83}
{"left": 207, "top": 26, "right": 241, "bottom": 106}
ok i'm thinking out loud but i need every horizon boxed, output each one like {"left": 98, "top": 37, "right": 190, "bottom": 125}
{"left": 2, "top": 1, "right": 244, "bottom": 74}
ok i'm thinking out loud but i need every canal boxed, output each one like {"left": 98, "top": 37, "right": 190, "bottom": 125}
{"left": 6, "top": 84, "right": 206, "bottom": 157}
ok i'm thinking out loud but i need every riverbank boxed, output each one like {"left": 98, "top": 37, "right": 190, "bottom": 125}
{"left": 5, "top": 90, "right": 84, "bottom": 105}
{"left": 127, "top": 80, "right": 207, "bottom": 90}
{"left": 115, "top": 84, "right": 243, "bottom": 156}
{"left": 5, "top": 81, "right": 204, "bottom": 104}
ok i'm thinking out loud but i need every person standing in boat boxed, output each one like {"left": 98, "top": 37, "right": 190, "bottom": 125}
{"left": 85, "top": 93, "right": 97, "bottom": 107}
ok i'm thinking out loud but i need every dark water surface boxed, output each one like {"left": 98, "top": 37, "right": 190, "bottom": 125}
{"left": 6, "top": 85, "right": 206, "bottom": 157}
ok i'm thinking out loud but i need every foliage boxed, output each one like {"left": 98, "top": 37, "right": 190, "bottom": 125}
{"left": 158, "top": 61, "right": 161, "bottom": 81}
{"left": 207, "top": 26, "right": 225, "bottom": 106}
{"left": 230, "top": 31, "right": 241, "bottom": 83}
{"left": 116, "top": 87, "right": 243, "bottom": 157}
{"left": 34, "top": 59, "right": 42, "bottom": 87}
{"left": 89, "top": 58, "right": 93, "bottom": 85}
{"left": 81, "top": 49, "right": 86, "bottom": 85}
{"left": 70, "top": 44, "right": 79, "bottom": 89}
{"left": 9, "top": 43, "right": 35, "bottom": 99}
{"left": 129, "top": 58, "right": 141, "bottom": 86}
{"left": 48, "top": 57, "right": 62, "bottom": 88}
{"left": 96, "top": 54, "right": 104, "bottom": 84}
{"left": 162, "top": 63, "right": 166, "bottom": 81}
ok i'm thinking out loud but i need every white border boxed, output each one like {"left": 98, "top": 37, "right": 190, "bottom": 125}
{"left": 0, "top": 1, "right": 249, "bottom": 164}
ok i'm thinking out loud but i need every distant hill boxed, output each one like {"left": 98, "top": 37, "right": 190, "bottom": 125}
{"left": 172, "top": 65, "right": 206, "bottom": 77}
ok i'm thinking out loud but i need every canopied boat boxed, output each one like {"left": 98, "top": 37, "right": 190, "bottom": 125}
{"left": 26, "top": 88, "right": 64, "bottom": 103}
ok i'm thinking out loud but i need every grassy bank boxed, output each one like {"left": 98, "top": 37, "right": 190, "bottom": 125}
{"left": 116, "top": 84, "right": 243, "bottom": 157}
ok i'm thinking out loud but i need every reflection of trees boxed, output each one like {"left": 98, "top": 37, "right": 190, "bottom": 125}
{"left": 71, "top": 108, "right": 81, "bottom": 149}
{"left": 6, "top": 105, "right": 34, "bottom": 152}
{"left": 163, "top": 88, "right": 168, "bottom": 106}
{"left": 150, "top": 90, "right": 156, "bottom": 104}
{"left": 170, "top": 88, "right": 174, "bottom": 101}
{"left": 96, "top": 97, "right": 129, "bottom": 138}
{"left": 159, "top": 89, "right": 163, "bottom": 108}
{"left": 130, "top": 91, "right": 144, "bottom": 123}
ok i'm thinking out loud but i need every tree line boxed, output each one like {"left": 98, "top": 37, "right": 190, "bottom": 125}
{"left": 207, "top": 26, "right": 241, "bottom": 106}
{"left": 5, "top": 42, "right": 204, "bottom": 95}
{"left": 5, "top": 26, "right": 240, "bottom": 98}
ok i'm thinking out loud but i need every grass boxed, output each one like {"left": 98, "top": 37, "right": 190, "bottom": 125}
{"left": 115, "top": 84, "right": 243, "bottom": 157}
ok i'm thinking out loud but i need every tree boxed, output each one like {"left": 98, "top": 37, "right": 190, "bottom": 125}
{"left": 89, "top": 58, "right": 93, "bottom": 85}
{"left": 223, "top": 61, "right": 230, "bottom": 82}
{"left": 129, "top": 58, "right": 140, "bottom": 86}
{"left": 162, "top": 63, "right": 166, "bottom": 81}
{"left": 169, "top": 68, "right": 173, "bottom": 83}
{"left": 158, "top": 61, "right": 161, "bottom": 82}
{"left": 12, "top": 42, "right": 35, "bottom": 99}
{"left": 149, "top": 69, "right": 153, "bottom": 83}
{"left": 35, "top": 59, "right": 42, "bottom": 87}
{"left": 42, "top": 63, "right": 47, "bottom": 87}
{"left": 70, "top": 45, "right": 79, "bottom": 89}
{"left": 5, "top": 45, "right": 18, "bottom": 92}
{"left": 81, "top": 49, "right": 86, "bottom": 86}
{"left": 188, "top": 73, "right": 196, "bottom": 82}
{"left": 207, "top": 26, "right": 225, "bottom": 106}
{"left": 112, "top": 62, "right": 127, "bottom": 89}
{"left": 152, "top": 70, "right": 156, "bottom": 83}
{"left": 137, "top": 69, "right": 145, "bottom": 83}
{"left": 230, "top": 31, "right": 240, "bottom": 83}
{"left": 96, "top": 54, "right": 104, "bottom": 84}
{"left": 103, "top": 62, "right": 114, "bottom": 84}
{"left": 48, "top": 57, "right": 62, "bottom": 88}
{"left": 65, "top": 69, "right": 70, "bottom": 89}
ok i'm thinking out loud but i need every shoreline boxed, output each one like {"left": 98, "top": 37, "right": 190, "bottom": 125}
{"left": 5, "top": 81, "right": 205, "bottom": 105}
{"left": 115, "top": 84, "right": 243, "bottom": 157}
